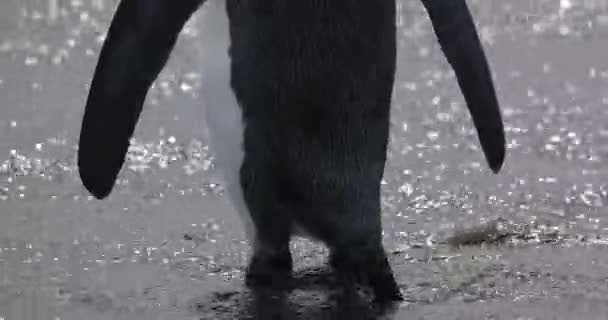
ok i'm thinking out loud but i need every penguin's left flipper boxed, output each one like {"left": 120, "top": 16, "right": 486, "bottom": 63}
{"left": 421, "top": 0, "right": 506, "bottom": 173}
{"left": 78, "top": 0, "right": 204, "bottom": 199}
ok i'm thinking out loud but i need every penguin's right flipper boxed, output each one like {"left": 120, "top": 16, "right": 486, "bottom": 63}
{"left": 421, "top": 0, "right": 506, "bottom": 173}
{"left": 78, "top": 0, "right": 204, "bottom": 199}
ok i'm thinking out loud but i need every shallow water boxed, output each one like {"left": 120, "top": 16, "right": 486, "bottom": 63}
{"left": 3, "top": 0, "right": 608, "bottom": 319}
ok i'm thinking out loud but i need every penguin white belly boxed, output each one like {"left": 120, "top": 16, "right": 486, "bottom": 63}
{"left": 196, "top": 0, "right": 255, "bottom": 242}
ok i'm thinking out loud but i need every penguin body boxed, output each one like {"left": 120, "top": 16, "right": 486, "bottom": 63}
{"left": 197, "top": 1, "right": 399, "bottom": 298}
{"left": 198, "top": 1, "right": 254, "bottom": 241}
{"left": 78, "top": 0, "right": 505, "bottom": 302}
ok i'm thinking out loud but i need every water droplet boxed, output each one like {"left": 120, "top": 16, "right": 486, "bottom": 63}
{"left": 431, "top": 96, "right": 441, "bottom": 106}
{"left": 24, "top": 56, "right": 39, "bottom": 66}
{"left": 398, "top": 183, "right": 414, "bottom": 197}
{"left": 180, "top": 82, "right": 193, "bottom": 92}
{"left": 403, "top": 82, "right": 417, "bottom": 91}
{"left": 31, "top": 10, "right": 43, "bottom": 20}
{"left": 435, "top": 113, "right": 449, "bottom": 123}
{"left": 80, "top": 12, "right": 89, "bottom": 22}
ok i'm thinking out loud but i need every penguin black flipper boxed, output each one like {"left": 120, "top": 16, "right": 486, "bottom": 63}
{"left": 78, "top": 0, "right": 204, "bottom": 199}
{"left": 421, "top": 0, "right": 506, "bottom": 173}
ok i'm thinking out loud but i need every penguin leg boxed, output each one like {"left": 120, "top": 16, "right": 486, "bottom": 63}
{"left": 261, "top": 169, "right": 402, "bottom": 301}
{"left": 240, "top": 162, "right": 293, "bottom": 288}
{"left": 328, "top": 222, "right": 402, "bottom": 302}
{"left": 292, "top": 194, "right": 401, "bottom": 301}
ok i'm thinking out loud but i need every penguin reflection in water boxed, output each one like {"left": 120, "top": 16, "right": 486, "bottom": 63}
{"left": 78, "top": 0, "right": 505, "bottom": 302}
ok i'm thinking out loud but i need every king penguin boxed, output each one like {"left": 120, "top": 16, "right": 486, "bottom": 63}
{"left": 77, "top": 0, "right": 505, "bottom": 302}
